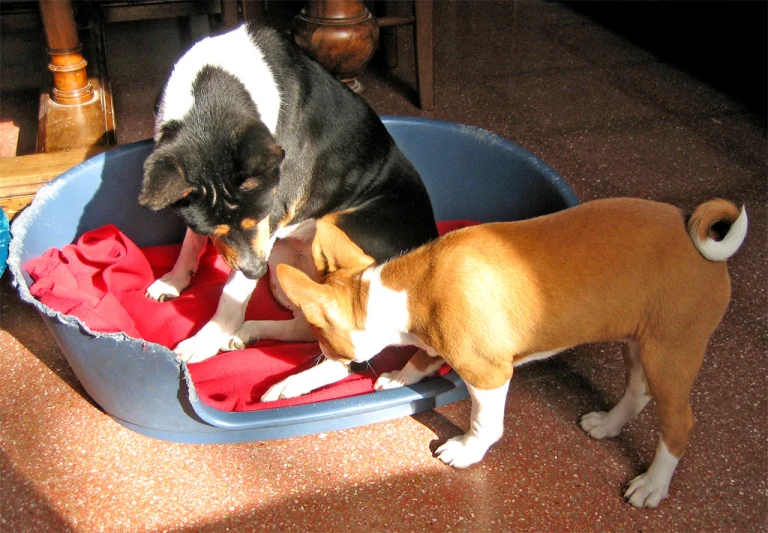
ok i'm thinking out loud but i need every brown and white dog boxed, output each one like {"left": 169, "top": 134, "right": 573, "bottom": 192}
{"left": 267, "top": 197, "right": 748, "bottom": 508}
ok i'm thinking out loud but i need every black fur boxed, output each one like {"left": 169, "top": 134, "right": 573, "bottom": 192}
{"left": 140, "top": 25, "right": 438, "bottom": 279}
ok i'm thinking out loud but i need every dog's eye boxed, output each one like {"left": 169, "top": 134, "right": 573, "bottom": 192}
{"left": 171, "top": 193, "right": 196, "bottom": 207}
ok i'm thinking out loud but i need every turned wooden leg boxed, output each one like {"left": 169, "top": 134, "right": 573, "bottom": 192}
{"left": 379, "top": 0, "right": 400, "bottom": 69}
{"left": 293, "top": 0, "right": 379, "bottom": 93}
{"left": 377, "top": 0, "right": 435, "bottom": 110}
{"left": 414, "top": 0, "right": 434, "bottom": 111}
{"left": 39, "top": 0, "right": 94, "bottom": 105}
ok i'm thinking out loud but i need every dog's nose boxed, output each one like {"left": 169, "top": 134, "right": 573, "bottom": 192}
{"left": 240, "top": 262, "right": 268, "bottom": 280}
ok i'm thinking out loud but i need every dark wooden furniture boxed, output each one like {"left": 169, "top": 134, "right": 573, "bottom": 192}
{"left": 293, "top": 0, "right": 434, "bottom": 110}
{"left": 0, "top": 147, "right": 112, "bottom": 219}
{"left": 293, "top": 0, "right": 378, "bottom": 94}
{"left": 36, "top": 0, "right": 115, "bottom": 154}
{"left": 0, "top": 0, "right": 239, "bottom": 219}
{"left": 34, "top": 0, "right": 240, "bottom": 154}
{"left": 39, "top": 0, "right": 94, "bottom": 106}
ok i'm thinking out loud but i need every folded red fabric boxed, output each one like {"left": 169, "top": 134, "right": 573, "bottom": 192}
{"left": 25, "top": 225, "right": 151, "bottom": 338}
{"left": 25, "top": 221, "right": 477, "bottom": 411}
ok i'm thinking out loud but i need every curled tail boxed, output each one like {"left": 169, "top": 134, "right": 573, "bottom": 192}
{"left": 687, "top": 199, "right": 748, "bottom": 261}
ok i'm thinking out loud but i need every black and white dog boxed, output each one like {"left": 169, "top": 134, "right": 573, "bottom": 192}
{"left": 139, "top": 24, "right": 438, "bottom": 367}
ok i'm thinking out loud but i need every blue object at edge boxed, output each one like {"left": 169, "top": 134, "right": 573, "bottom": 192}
{"left": 0, "top": 208, "right": 8, "bottom": 277}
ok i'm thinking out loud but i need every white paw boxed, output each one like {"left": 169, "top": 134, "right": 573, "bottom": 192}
{"left": 145, "top": 271, "right": 192, "bottom": 301}
{"left": 174, "top": 326, "right": 228, "bottom": 363}
{"left": 261, "top": 375, "right": 313, "bottom": 402}
{"left": 624, "top": 471, "right": 670, "bottom": 508}
{"left": 220, "top": 329, "right": 253, "bottom": 352}
{"left": 435, "top": 434, "right": 489, "bottom": 469}
{"left": 579, "top": 411, "right": 623, "bottom": 440}
{"left": 374, "top": 371, "right": 408, "bottom": 391}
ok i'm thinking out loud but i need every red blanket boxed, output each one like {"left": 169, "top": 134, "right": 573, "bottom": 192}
{"left": 25, "top": 221, "right": 475, "bottom": 412}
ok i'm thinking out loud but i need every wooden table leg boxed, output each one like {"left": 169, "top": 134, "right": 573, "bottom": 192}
{"left": 293, "top": 0, "right": 379, "bottom": 93}
{"left": 414, "top": 0, "right": 434, "bottom": 110}
{"left": 39, "top": 0, "right": 93, "bottom": 105}
{"left": 36, "top": 0, "right": 115, "bottom": 153}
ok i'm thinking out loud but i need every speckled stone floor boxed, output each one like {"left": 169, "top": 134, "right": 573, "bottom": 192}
{"left": 1, "top": 1, "right": 766, "bottom": 532}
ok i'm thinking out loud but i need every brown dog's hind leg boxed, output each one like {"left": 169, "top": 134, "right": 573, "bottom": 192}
{"left": 624, "top": 337, "right": 705, "bottom": 508}
{"left": 580, "top": 339, "right": 653, "bottom": 439}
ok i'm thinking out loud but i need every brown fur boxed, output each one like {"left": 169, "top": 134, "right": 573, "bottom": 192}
{"left": 380, "top": 199, "right": 732, "bottom": 397}
{"left": 320, "top": 207, "right": 360, "bottom": 228}
{"left": 278, "top": 198, "right": 745, "bottom": 461}
{"left": 213, "top": 224, "right": 230, "bottom": 236}
{"left": 213, "top": 238, "right": 238, "bottom": 267}
{"left": 277, "top": 221, "right": 373, "bottom": 362}
{"left": 277, "top": 197, "right": 305, "bottom": 229}
{"left": 409, "top": 349, "right": 441, "bottom": 372}
{"left": 251, "top": 216, "right": 272, "bottom": 258}
{"left": 311, "top": 215, "right": 372, "bottom": 275}
{"left": 688, "top": 197, "right": 741, "bottom": 242}
{"left": 240, "top": 218, "right": 258, "bottom": 230}
{"left": 216, "top": 216, "right": 273, "bottom": 271}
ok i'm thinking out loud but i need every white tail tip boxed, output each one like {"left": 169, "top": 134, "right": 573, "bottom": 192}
{"left": 693, "top": 205, "right": 748, "bottom": 262}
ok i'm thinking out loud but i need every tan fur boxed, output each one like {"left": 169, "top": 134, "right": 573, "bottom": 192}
{"left": 268, "top": 213, "right": 370, "bottom": 308}
{"left": 213, "top": 237, "right": 238, "bottom": 267}
{"left": 409, "top": 348, "right": 440, "bottom": 372}
{"left": 213, "top": 224, "right": 230, "bottom": 236}
{"left": 320, "top": 207, "right": 359, "bottom": 228}
{"left": 273, "top": 220, "right": 373, "bottom": 361}
{"left": 276, "top": 261, "right": 369, "bottom": 363}
{"left": 240, "top": 218, "right": 258, "bottom": 230}
{"left": 278, "top": 198, "right": 745, "bottom": 463}
{"left": 312, "top": 217, "right": 375, "bottom": 275}
{"left": 688, "top": 198, "right": 741, "bottom": 241}
{"left": 215, "top": 216, "right": 273, "bottom": 270}
{"left": 380, "top": 199, "right": 732, "bottom": 397}
{"left": 278, "top": 197, "right": 305, "bottom": 229}
{"left": 212, "top": 224, "right": 235, "bottom": 267}
{"left": 250, "top": 216, "right": 272, "bottom": 259}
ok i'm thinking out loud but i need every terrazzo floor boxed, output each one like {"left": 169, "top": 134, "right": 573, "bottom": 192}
{"left": 1, "top": 1, "right": 766, "bottom": 531}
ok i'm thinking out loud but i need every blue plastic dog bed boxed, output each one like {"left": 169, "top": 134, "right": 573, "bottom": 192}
{"left": 9, "top": 117, "right": 578, "bottom": 444}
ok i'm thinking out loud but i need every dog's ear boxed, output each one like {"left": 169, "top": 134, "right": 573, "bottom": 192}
{"left": 139, "top": 152, "right": 196, "bottom": 210}
{"left": 238, "top": 123, "right": 285, "bottom": 191}
{"left": 276, "top": 263, "right": 336, "bottom": 327}
{"left": 155, "top": 119, "right": 182, "bottom": 145}
{"left": 312, "top": 220, "right": 376, "bottom": 275}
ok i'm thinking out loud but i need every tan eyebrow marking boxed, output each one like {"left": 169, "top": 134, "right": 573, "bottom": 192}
{"left": 213, "top": 224, "right": 230, "bottom": 236}
{"left": 241, "top": 218, "right": 258, "bottom": 230}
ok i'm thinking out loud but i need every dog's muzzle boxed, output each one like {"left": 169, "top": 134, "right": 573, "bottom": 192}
{"left": 240, "top": 261, "right": 268, "bottom": 280}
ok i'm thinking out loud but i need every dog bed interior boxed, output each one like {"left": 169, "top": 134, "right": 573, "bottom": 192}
{"left": 23, "top": 221, "right": 472, "bottom": 412}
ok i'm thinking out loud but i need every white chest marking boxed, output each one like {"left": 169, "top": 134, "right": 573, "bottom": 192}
{"left": 350, "top": 267, "right": 414, "bottom": 362}
{"left": 274, "top": 219, "right": 316, "bottom": 241}
{"left": 157, "top": 25, "right": 281, "bottom": 137}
